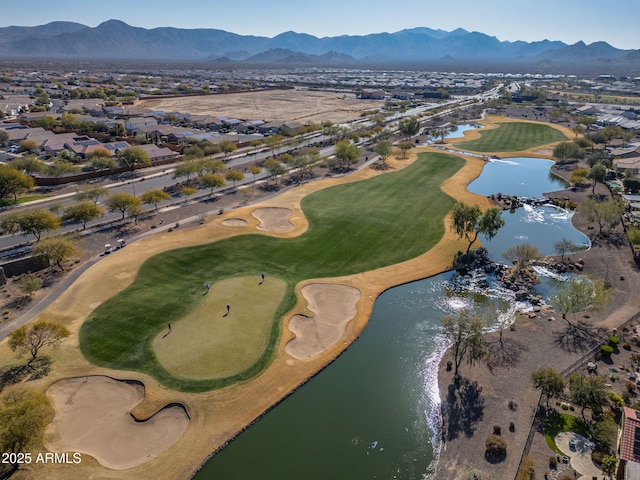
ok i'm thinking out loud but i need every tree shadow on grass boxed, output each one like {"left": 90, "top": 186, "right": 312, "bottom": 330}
{"left": 443, "top": 377, "right": 485, "bottom": 441}
{"left": 485, "top": 339, "right": 529, "bottom": 373}
{"left": 554, "top": 320, "right": 608, "bottom": 353}
{"left": 0, "top": 357, "right": 51, "bottom": 392}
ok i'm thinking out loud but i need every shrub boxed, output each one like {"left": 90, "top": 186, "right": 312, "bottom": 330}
{"left": 623, "top": 342, "right": 631, "bottom": 350}
{"left": 609, "top": 391, "right": 625, "bottom": 407}
{"left": 591, "top": 450, "right": 606, "bottom": 465}
{"left": 609, "top": 335, "right": 620, "bottom": 346}
{"left": 509, "top": 421, "right": 515, "bottom": 432}
{"left": 467, "top": 469, "right": 482, "bottom": 480}
{"left": 493, "top": 425, "right": 501, "bottom": 435}
{"left": 626, "top": 380, "right": 636, "bottom": 393}
{"left": 516, "top": 455, "right": 534, "bottom": 480}
{"left": 485, "top": 434, "right": 507, "bottom": 458}
{"left": 601, "top": 345, "right": 614, "bottom": 356}
{"left": 549, "top": 456, "right": 558, "bottom": 469}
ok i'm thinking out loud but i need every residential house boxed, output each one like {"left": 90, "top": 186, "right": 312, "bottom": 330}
{"left": 124, "top": 116, "right": 158, "bottom": 132}
{"left": 137, "top": 143, "right": 178, "bottom": 162}
{"left": 620, "top": 407, "right": 640, "bottom": 479}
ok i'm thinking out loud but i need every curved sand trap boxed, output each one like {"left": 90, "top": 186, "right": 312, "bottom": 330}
{"left": 252, "top": 207, "right": 294, "bottom": 232}
{"left": 286, "top": 284, "right": 361, "bottom": 359}
{"left": 222, "top": 218, "right": 248, "bottom": 227}
{"left": 46, "top": 376, "right": 189, "bottom": 470}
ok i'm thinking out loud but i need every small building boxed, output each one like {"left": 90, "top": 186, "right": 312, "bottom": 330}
{"left": 360, "top": 89, "right": 386, "bottom": 100}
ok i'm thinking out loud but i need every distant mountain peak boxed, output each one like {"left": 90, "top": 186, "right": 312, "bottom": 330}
{"left": 0, "top": 20, "right": 636, "bottom": 73}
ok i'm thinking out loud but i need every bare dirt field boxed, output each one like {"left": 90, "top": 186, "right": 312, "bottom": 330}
{"left": 137, "top": 89, "right": 382, "bottom": 124}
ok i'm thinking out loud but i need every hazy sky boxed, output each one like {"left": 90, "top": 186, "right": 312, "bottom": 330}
{"left": 2, "top": 0, "right": 638, "bottom": 49}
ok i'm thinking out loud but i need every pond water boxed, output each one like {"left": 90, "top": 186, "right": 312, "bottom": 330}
{"left": 193, "top": 156, "right": 588, "bottom": 480}
{"left": 444, "top": 123, "right": 484, "bottom": 139}
{"left": 468, "top": 157, "right": 567, "bottom": 199}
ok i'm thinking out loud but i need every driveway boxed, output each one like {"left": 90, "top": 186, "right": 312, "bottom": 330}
{"left": 555, "top": 432, "right": 604, "bottom": 480}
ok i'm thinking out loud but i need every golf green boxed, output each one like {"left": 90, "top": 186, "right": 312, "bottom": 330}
{"left": 79, "top": 151, "right": 464, "bottom": 392}
{"left": 153, "top": 277, "right": 287, "bottom": 380}
{"left": 456, "top": 121, "right": 567, "bottom": 152}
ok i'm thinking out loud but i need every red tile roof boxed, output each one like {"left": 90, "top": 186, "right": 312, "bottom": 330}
{"left": 621, "top": 407, "right": 640, "bottom": 463}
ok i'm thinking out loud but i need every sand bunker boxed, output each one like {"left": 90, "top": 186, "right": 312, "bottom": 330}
{"left": 222, "top": 218, "right": 248, "bottom": 227}
{"left": 252, "top": 207, "right": 294, "bottom": 232}
{"left": 286, "top": 284, "right": 361, "bottom": 359}
{"left": 46, "top": 376, "right": 189, "bottom": 470}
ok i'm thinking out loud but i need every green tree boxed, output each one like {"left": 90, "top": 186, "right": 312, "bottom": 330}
{"left": 264, "top": 158, "right": 287, "bottom": 186}
{"left": 600, "top": 455, "right": 617, "bottom": 477}
{"left": 593, "top": 419, "right": 619, "bottom": 454}
{"left": 180, "top": 186, "right": 198, "bottom": 198}
{"left": 225, "top": 169, "right": 244, "bottom": 187}
{"left": 0, "top": 129, "right": 9, "bottom": 146}
{"left": 249, "top": 164, "right": 262, "bottom": 181}
{"left": 174, "top": 160, "right": 199, "bottom": 180}
{"left": 0, "top": 166, "right": 34, "bottom": 201}
{"left": 9, "top": 155, "right": 47, "bottom": 175}
{"left": 0, "top": 208, "right": 61, "bottom": 240}
{"left": 62, "top": 201, "right": 104, "bottom": 229}
{"left": 551, "top": 277, "right": 610, "bottom": 323}
{"left": 140, "top": 189, "right": 171, "bottom": 210}
{"left": 198, "top": 158, "right": 225, "bottom": 175}
{"left": 451, "top": 203, "right": 505, "bottom": 253}
{"left": 32, "top": 236, "right": 80, "bottom": 271}
{"left": 8, "top": 322, "right": 70, "bottom": 365}
{"left": 265, "top": 134, "right": 285, "bottom": 156}
{"left": 49, "top": 159, "right": 80, "bottom": 177}
{"left": 333, "top": 139, "right": 359, "bottom": 171}
{"left": 553, "top": 237, "right": 579, "bottom": 263}
{"left": 569, "top": 168, "right": 590, "bottom": 187}
{"left": 502, "top": 243, "right": 543, "bottom": 273}
{"left": 553, "top": 141, "right": 584, "bottom": 164}
{"left": 587, "top": 163, "right": 607, "bottom": 196}
{"left": 18, "top": 139, "right": 38, "bottom": 154}
{"left": 105, "top": 192, "right": 142, "bottom": 219}
{"left": 531, "top": 367, "right": 565, "bottom": 408}
{"left": 569, "top": 374, "right": 608, "bottom": 419}
{"left": 75, "top": 185, "right": 108, "bottom": 204}
{"left": 219, "top": 140, "right": 237, "bottom": 158}
{"left": 35, "top": 115, "right": 58, "bottom": 130}
{"left": 374, "top": 140, "right": 392, "bottom": 165}
{"left": 399, "top": 116, "right": 420, "bottom": 137}
{"left": 118, "top": 146, "right": 151, "bottom": 181}
{"left": 17, "top": 275, "right": 42, "bottom": 298}
{"left": 0, "top": 390, "right": 54, "bottom": 474}
{"left": 397, "top": 140, "right": 413, "bottom": 159}
{"left": 581, "top": 197, "right": 624, "bottom": 237}
{"left": 200, "top": 173, "right": 226, "bottom": 194}
{"left": 442, "top": 310, "right": 486, "bottom": 378}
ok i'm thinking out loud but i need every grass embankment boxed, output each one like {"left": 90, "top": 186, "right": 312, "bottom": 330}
{"left": 456, "top": 121, "right": 568, "bottom": 153}
{"left": 80, "top": 152, "right": 464, "bottom": 392}
{"left": 0, "top": 194, "right": 54, "bottom": 207}
{"left": 544, "top": 411, "right": 591, "bottom": 455}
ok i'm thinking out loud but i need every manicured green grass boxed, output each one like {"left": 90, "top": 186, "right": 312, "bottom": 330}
{"left": 0, "top": 194, "right": 55, "bottom": 207}
{"left": 456, "top": 122, "right": 567, "bottom": 153}
{"left": 544, "top": 411, "right": 591, "bottom": 455}
{"left": 79, "top": 152, "right": 464, "bottom": 392}
{"left": 153, "top": 276, "right": 287, "bottom": 380}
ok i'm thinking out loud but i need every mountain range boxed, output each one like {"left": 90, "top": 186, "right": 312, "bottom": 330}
{"left": 0, "top": 20, "right": 638, "bottom": 72}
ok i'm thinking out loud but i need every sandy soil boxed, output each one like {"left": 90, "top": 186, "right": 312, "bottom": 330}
{"left": 137, "top": 89, "right": 383, "bottom": 124}
{"left": 221, "top": 218, "right": 248, "bottom": 227}
{"left": 285, "top": 283, "right": 361, "bottom": 360}
{"left": 2, "top": 145, "right": 496, "bottom": 480}
{"left": 252, "top": 207, "right": 294, "bottom": 232}
{"left": 45, "top": 376, "right": 189, "bottom": 471}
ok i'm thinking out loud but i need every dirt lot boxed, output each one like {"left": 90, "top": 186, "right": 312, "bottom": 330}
{"left": 137, "top": 89, "right": 383, "bottom": 124}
